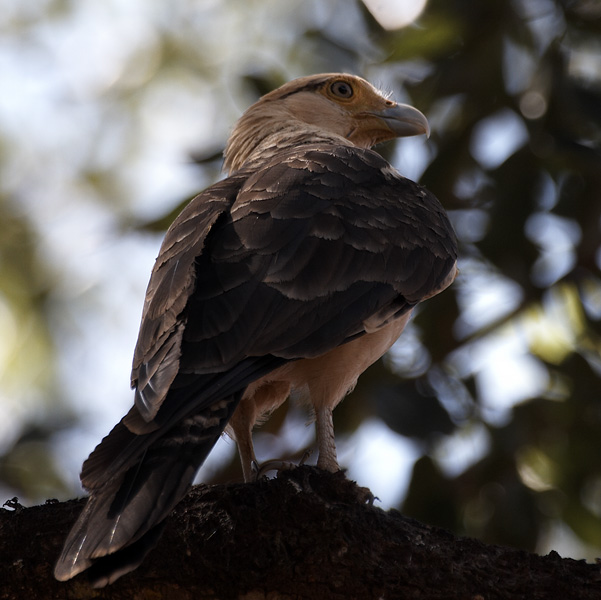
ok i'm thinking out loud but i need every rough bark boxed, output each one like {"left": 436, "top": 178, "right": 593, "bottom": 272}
{"left": 1, "top": 467, "right": 599, "bottom": 599}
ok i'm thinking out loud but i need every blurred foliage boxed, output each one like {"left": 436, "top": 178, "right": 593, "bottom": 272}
{"left": 1, "top": 0, "right": 600, "bottom": 560}
{"left": 387, "top": 0, "right": 601, "bottom": 558}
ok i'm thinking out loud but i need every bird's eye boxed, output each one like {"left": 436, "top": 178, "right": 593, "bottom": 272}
{"left": 330, "top": 81, "right": 353, "bottom": 99}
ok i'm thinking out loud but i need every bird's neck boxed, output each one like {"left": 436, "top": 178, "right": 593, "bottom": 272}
{"left": 223, "top": 106, "right": 351, "bottom": 174}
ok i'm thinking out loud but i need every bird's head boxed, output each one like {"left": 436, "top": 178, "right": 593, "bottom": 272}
{"left": 224, "top": 73, "right": 429, "bottom": 173}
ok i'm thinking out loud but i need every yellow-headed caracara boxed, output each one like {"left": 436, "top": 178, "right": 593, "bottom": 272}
{"left": 55, "top": 73, "right": 457, "bottom": 586}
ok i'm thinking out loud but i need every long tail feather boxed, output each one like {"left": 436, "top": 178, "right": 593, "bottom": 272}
{"left": 54, "top": 392, "right": 241, "bottom": 585}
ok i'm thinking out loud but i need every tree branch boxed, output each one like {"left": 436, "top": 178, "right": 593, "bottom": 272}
{"left": 1, "top": 467, "right": 599, "bottom": 599}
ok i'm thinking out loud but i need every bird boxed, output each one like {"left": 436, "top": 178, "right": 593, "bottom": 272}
{"left": 54, "top": 73, "right": 457, "bottom": 586}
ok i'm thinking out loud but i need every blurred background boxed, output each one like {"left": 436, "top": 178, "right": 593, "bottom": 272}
{"left": 1, "top": 0, "right": 600, "bottom": 560}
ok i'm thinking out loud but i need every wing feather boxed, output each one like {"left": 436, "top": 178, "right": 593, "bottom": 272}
{"left": 130, "top": 176, "right": 247, "bottom": 420}
{"left": 176, "top": 144, "right": 456, "bottom": 369}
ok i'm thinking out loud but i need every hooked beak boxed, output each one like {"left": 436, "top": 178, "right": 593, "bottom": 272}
{"left": 375, "top": 103, "right": 430, "bottom": 138}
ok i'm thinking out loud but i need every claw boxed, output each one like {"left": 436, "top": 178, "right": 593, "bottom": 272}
{"left": 254, "top": 450, "right": 312, "bottom": 479}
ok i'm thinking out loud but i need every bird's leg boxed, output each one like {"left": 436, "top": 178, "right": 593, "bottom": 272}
{"left": 228, "top": 405, "right": 258, "bottom": 483}
{"left": 235, "top": 429, "right": 258, "bottom": 483}
{"left": 315, "top": 405, "right": 340, "bottom": 472}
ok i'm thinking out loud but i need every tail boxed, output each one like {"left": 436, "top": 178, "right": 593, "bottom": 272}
{"left": 54, "top": 391, "right": 241, "bottom": 587}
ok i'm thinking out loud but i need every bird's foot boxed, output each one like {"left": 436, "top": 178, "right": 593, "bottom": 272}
{"left": 253, "top": 450, "right": 312, "bottom": 480}
{"left": 354, "top": 485, "right": 377, "bottom": 506}
{"left": 275, "top": 463, "right": 377, "bottom": 506}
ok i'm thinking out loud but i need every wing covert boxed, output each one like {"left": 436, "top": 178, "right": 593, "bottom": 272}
{"left": 178, "top": 143, "right": 457, "bottom": 374}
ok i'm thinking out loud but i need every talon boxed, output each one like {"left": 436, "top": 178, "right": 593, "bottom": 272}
{"left": 255, "top": 451, "right": 312, "bottom": 479}
{"left": 358, "top": 487, "right": 377, "bottom": 506}
{"left": 298, "top": 450, "right": 312, "bottom": 466}
{"left": 255, "top": 459, "right": 297, "bottom": 479}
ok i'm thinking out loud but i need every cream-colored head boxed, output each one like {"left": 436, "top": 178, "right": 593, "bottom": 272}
{"left": 224, "top": 73, "right": 429, "bottom": 173}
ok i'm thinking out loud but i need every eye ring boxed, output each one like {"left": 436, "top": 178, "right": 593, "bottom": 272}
{"left": 330, "top": 80, "right": 353, "bottom": 99}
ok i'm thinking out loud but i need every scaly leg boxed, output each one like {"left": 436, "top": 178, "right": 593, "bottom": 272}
{"left": 227, "top": 400, "right": 258, "bottom": 483}
{"left": 315, "top": 405, "right": 340, "bottom": 472}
